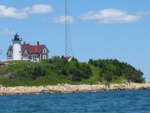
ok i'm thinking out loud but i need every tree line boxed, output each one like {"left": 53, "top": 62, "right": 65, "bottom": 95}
{"left": 0, "top": 56, "right": 145, "bottom": 86}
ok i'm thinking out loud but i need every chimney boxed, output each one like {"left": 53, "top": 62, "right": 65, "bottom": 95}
{"left": 24, "top": 42, "right": 25, "bottom": 45}
{"left": 37, "top": 41, "right": 39, "bottom": 46}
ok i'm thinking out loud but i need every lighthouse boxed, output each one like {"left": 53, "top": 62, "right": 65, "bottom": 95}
{"left": 12, "top": 33, "right": 22, "bottom": 60}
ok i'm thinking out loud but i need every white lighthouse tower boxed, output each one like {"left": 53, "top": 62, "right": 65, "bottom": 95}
{"left": 12, "top": 33, "right": 22, "bottom": 60}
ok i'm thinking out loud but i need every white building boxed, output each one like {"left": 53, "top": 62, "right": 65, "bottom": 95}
{"left": 12, "top": 33, "right": 22, "bottom": 60}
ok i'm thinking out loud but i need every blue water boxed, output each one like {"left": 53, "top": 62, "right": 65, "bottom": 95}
{"left": 0, "top": 90, "right": 150, "bottom": 113}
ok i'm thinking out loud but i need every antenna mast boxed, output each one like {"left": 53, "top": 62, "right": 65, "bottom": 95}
{"left": 65, "top": 0, "right": 72, "bottom": 57}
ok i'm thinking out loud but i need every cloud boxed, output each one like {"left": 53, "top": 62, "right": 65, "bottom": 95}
{"left": 79, "top": 8, "right": 141, "bottom": 24}
{"left": 23, "top": 4, "right": 53, "bottom": 14}
{"left": 0, "top": 4, "right": 53, "bottom": 19}
{"left": 0, "top": 28, "right": 15, "bottom": 36}
{"left": 0, "top": 5, "right": 28, "bottom": 19}
{"left": 50, "top": 16, "right": 75, "bottom": 24}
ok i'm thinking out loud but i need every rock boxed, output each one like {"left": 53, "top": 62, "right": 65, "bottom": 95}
{"left": 0, "top": 83, "right": 150, "bottom": 95}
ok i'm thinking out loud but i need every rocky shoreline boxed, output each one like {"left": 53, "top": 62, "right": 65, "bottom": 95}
{"left": 0, "top": 83, "right": 150, "bottom": 95}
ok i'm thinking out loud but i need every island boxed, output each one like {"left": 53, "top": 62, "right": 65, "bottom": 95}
{"left": 0, "top": 56, "right": 148, "bottom": 95}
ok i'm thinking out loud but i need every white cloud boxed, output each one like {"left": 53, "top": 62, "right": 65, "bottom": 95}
{"left": 0, "top": 4, "right": 53, "bottom": 19}
{"left": 0, "top": 5, "right": 28, "bottom": 19}
{"left": 23, "top": 4, "right": 53, "bottom": 14}
{"left": 51, "top": 16, "right": 75, "bottom": 24}
{"left": 79, "top": 8, "right": 141, "bottom": 24}
{"left": 0, "top": 28, "right": 15, "bottom": 36}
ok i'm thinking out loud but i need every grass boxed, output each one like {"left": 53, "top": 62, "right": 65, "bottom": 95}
{"left": 0, "top": 58, "right": 145, "bottom": 86}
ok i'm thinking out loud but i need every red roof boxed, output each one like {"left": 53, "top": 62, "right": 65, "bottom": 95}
{"left": 0, "top": 63, "right": 5, "bottom": 67}
{"left": 9, "top": 43, "right": 45, "bottom": 53}
{"left": 65, "top": 56, "right": 72, "bottom": 61}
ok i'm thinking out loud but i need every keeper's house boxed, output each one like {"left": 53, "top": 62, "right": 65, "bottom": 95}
{"left": 6, "top": 34, "right": 49, "bottom": 61}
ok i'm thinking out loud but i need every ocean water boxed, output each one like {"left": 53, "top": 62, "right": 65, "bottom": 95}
{"left": 0, "top": 90, "right": 150, "bottom": 113}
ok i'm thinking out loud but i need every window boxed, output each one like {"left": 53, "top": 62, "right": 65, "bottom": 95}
{"left": 29, "top": 56, "right": 32, "bottom": 59}
{"left": 43, "top": 55, "right": 46, "bottom": 59}
{"left": 33, "top": 56, "right": 38, "bottom": 59}
{"left": 8, "top": 50, "right": 12, "bottom": 56}
{"left": 43, "top": 48, "right": 46, "bottom": 53}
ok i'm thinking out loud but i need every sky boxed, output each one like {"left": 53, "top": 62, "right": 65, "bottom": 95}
{"left": 0, "top": 0, "right": 150, "bottom": 81}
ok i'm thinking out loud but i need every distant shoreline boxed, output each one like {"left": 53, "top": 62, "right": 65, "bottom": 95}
{"left": 0, "top": 83, "right": 150, "bottom": 95}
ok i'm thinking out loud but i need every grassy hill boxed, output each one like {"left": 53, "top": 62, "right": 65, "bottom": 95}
{"left": 0, "top": 56, "right": 145, "bottom": 86}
